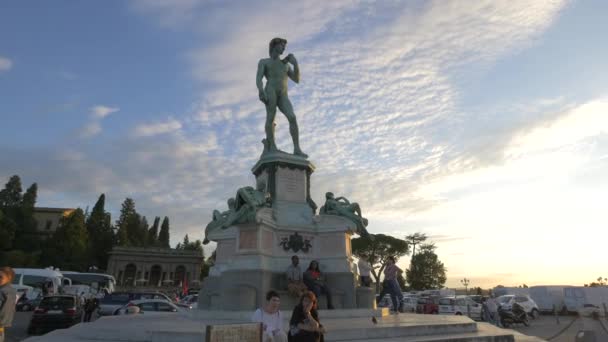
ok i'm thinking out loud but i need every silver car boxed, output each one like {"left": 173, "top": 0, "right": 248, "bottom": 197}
{"left": 114, "top": 299, "right": 183, "bottom": 315}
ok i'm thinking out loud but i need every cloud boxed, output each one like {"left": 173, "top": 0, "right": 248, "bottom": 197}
{"left": 79, "top": 122, "right": 102, "bottom": 138}
{"left": 0, "top": 56, "right": 13, "bottom": 72}
{"left": 77, "top": 105, "right": 120, "bottom": 138}
{"left": 134, "top": 118, "right": 183, "bottom": 137}
{"left": 91, "top": 105, "right": 119, "bottom": 119}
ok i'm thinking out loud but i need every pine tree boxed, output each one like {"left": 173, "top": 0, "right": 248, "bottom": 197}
{"left": 158, "top": 216, "right": 170, "bottom": 248}
{"left": 148, "top": 216, "right": 160, "bottom": 246}
{"left": 116, "top": 198, "right": 137, "bottom": 246}
{"left": 406, "top": 243, "right": 447, "bottom": 290}
{"left": 86, "top": 194, "right": 114, "bottom": 269}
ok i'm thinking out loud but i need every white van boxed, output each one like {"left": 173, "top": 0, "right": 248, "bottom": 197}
{"left": 12, "top": 268, "right": 69, "bottom": 295}
{"left": 563, "top": 287, "right": 608, "bottom": 313}
{"left": 529, "top": 285, "right": 572, "bottom": 313}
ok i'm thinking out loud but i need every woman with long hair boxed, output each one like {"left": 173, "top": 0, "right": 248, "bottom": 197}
{"left": 288, "top": 291, "right": 325, "bottom": 342}
{"left": 302, "top": 261, "right": 334, "bottom": 309}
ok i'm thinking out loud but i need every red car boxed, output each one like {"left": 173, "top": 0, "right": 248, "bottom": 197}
{"left": 416, "top": 296, "right": 439, "bottom": 314}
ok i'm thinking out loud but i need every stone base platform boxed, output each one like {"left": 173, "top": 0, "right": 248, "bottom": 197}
{"left": 24, "top": 310, "right": 545, "bottom": 342}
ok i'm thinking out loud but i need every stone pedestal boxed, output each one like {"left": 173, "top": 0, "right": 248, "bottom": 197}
{"left": 199, "top": 153, "right": 367, "bottom": 311}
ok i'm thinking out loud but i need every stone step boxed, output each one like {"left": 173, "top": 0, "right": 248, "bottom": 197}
{"left": 23, "top": 312, "right": 543, "bottom": 342}
{"left": 190, "top": 308, "right": 389, "bottom": 321}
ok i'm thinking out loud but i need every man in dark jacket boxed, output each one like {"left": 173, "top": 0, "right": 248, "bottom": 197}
{"left": 0, "top": 267, "right": 17, "bottom": 342}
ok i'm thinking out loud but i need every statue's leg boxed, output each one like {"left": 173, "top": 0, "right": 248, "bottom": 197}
{"left": 278, "top": 94, "right": 307, "bottom": 157}
{"left": 265, "top": 89, "right": 278, "bottom": 151}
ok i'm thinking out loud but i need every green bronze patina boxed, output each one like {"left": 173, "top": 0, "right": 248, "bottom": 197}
{"left": 203, "top": 181, "right": 271, "bottom": 244}
{"left": 320, "top": 192, "right": 370, "bottom": 237}
{"left": 256, "top": 37, "right": 307, "bottom": 158}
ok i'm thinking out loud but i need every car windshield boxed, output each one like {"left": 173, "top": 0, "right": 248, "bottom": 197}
{"left": 100, "top": 293, "right": 130, "bottom": 304}
{"left": 39, "top": 296, "right": 74, "bottom": 309}
{"left": 498, "top": 296, "right": 512, "bottom": 304}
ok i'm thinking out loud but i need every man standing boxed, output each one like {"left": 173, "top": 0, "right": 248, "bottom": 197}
{"left": 256, "top": 37, "right": 307, "bottom": 158}
{"left": 0, "top": 267, "right": 17, "bottom": 342}
{"left": 286, "top": 256, "right": 307, "bottom": 298}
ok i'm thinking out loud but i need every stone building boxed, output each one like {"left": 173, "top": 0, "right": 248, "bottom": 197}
{"left": 33, "top": 207, "right": 75, "bottom": 238}
{"left": 107, "top": 247, "right": 204, "bottom": 287}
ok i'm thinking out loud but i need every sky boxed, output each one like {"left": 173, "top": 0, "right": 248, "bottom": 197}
{"left": 1, "top": 0, "right": 607, "bottom": 289}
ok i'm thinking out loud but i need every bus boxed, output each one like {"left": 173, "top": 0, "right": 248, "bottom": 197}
{"left": 12, "top": 268, "right": 69, "bottom": 297}
{"left": 61, "top": 272, "right": 116, "bottom": 294}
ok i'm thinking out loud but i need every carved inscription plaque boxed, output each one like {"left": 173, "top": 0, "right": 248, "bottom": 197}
{"left": 239, "top": 230, "right": 257, "bottom": 250}
{"left": 276, "top": 167, "right": 306, "bottom": 202}
{"left": 205, "top": 323, "right": 262, "bottom": 342}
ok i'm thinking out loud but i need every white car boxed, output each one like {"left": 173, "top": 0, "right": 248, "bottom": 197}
{"left": 401, "top": 296, "right": 417, "bottom": 313}
{"left": 178, "top": 294, "right": 198, "bottom": 309}
{"left": 113, "top": 299, "right": 184, "bottom": 315}
{"left": 438, "top": 296, "right": 483, "bottom": 320}
{"left": 496, "top": 295, "right": 540, "bottom": 319}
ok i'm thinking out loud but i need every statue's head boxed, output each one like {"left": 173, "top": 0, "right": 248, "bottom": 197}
{"left": 269, "top": 37, "right": 287, "bottom": 56}
{"left": 325, "top": 192, "right": 334, "bottom": 199}
{"left": 227, "top": 198, "right": 235, "bottom": 209}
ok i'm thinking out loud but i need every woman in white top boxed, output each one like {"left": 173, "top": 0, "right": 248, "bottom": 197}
{"left": 252, "top": 290, "right": 288, "bottom": 342}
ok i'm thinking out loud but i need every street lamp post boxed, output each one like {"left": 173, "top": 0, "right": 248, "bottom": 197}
{"left": 461, "top": 278, "right": 470, "bottom": 295}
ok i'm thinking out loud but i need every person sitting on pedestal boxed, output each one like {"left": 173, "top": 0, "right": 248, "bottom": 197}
{"left": 252, "top": 290, "right": 288, "bottom": 342}
{"left": 288, "top": 291, "right": 326, "bottom": 342}
{"left": 302, "top": 261, "right": 334, "bottom": 310}
{"left": 286, "top": 256, "right": 308, "bottom": 299}
{"left": 357, "top": 256, "right": 372, "bottom": 287}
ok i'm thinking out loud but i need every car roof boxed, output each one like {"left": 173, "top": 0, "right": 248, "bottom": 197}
{"left": 129, "top": 299, "right": 173, "bottom": 304}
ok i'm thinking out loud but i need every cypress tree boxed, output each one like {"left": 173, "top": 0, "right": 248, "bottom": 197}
{"left": 86, "top": 194, "right": 114, "bottom": 269}
{"left": 116, "top": 198, "right": 136, "bottom": 246}
{"left": 148, "top": 216, "right": 160, "bottom": 246}
{"left": 158, "top": 216, "right": 170, "bottom": 248}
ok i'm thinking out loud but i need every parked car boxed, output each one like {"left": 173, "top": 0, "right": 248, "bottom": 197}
{"left": 438, "top": 296, "right": 482, "bottom": 320}
{"left": 416, "top": 296, "right": 439, "bottom": 314}
{"left": 178, "top": 294, "right": 198, "bottom": 309}
{"left": 113, "top": 299, "right": 183, "bottom": 315}
{"left": 400, "top": 296, "right": 417, "bottom": 313}
{"left": 97, "top": 291, "right": 174, "bottom": 316}
{"left": 16, "top": 296, "right": 43, "bottom": 312}
{"left": 27, "top": 295, "right": 83, "bottom": 335}
{"left": 496, "top": 295, "right": 540, "bottom": 319}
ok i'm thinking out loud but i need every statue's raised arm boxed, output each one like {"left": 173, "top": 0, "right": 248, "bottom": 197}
{"left": 256, "top": 37, "right": 307, "bottom": 158}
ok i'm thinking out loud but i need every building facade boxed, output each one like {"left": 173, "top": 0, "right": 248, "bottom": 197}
{"left": 107, "top": 247, "right": 204, "bottom": 288}
{"left": 33, "top": 207, "right": 75, "bottom": 238}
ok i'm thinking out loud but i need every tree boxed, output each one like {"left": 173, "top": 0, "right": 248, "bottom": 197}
{"left": 405, "top": 232, "right": 427, "bottom": 258}
{"left": 12, "top": 182, "right": 40, "bottom": 251}
{"left": 116, "top": 198, "right": 137, "bottom": 246}
{"left": 43, "top": 209, "right": 89, "bottom": 270}
{"left": 138, "top": 215, "right": 149, "bottom": 247}
{"left": 158, "top": 216, "right": 170, "bottom": 248}
{"left": 148, "top": 216, "right": 160, "bottom": 246}
{"left": 86, "top": 194, "right": 114, "bottom": 270}
{"left": 351, "top": 234, "right": 410, "bottom": 292}
{"left": 0, "top": 175, "right": 23, "bottom": 207}
{"left": 176, "top": 234, "right": 203, "bottom": 252}
{"left": 406, "top": 243, "right": 447, "bottom": 290}
{"left": 0, "top": 209, "right": 16, "bottom": 250}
